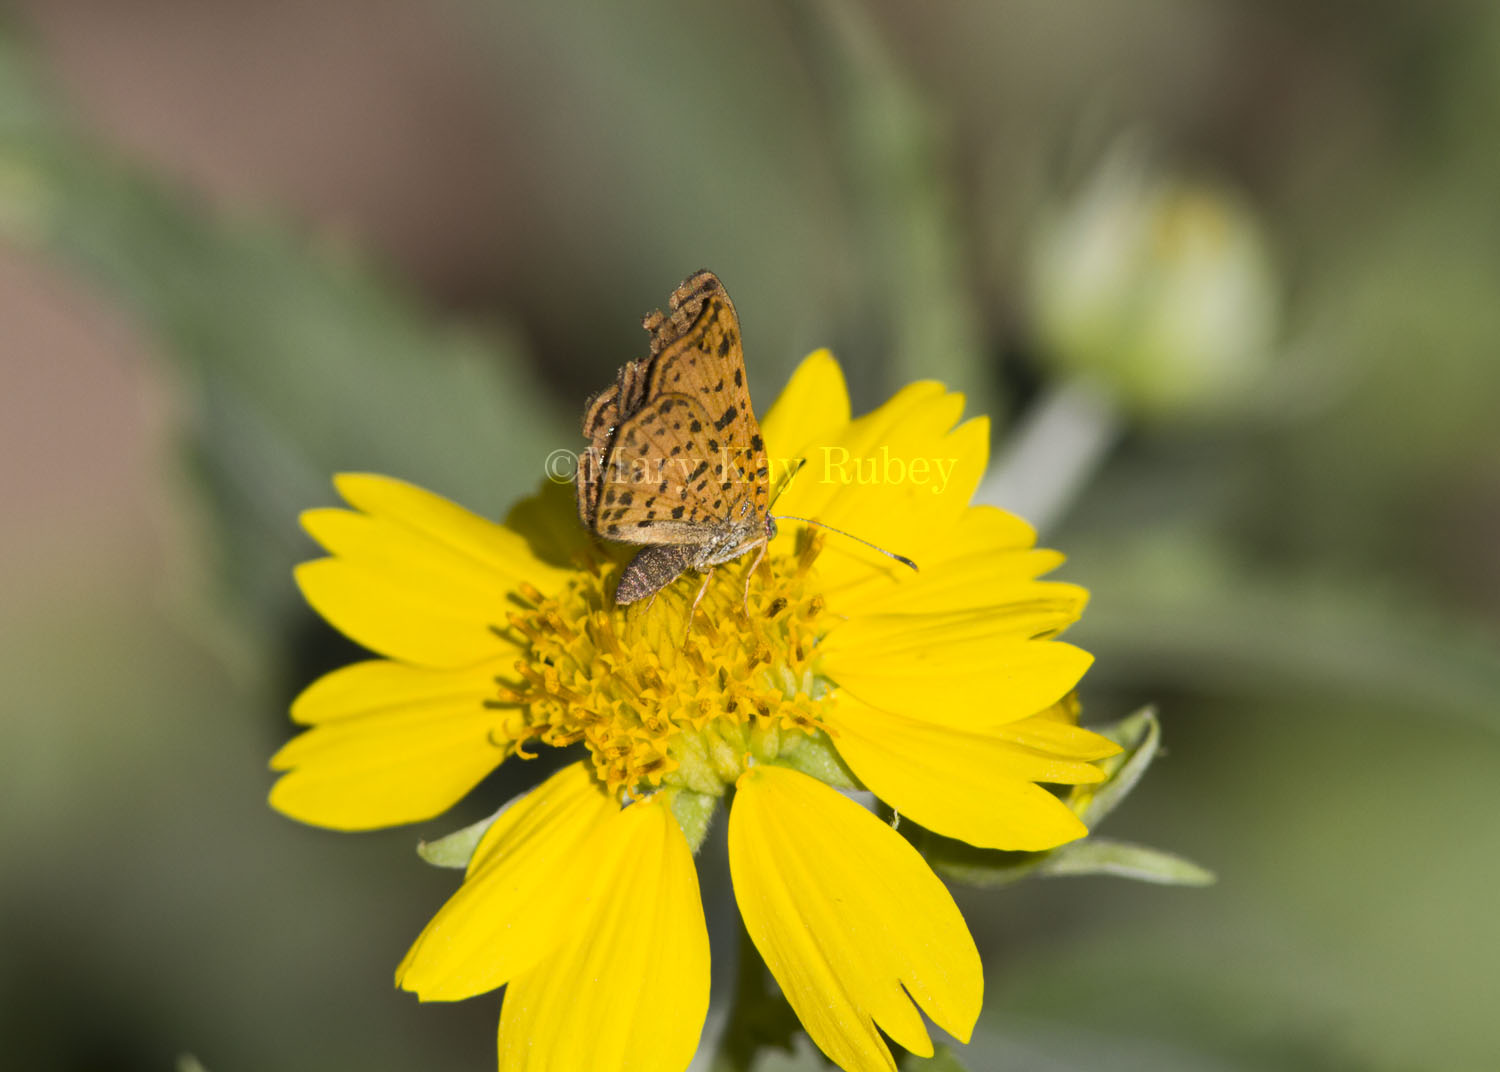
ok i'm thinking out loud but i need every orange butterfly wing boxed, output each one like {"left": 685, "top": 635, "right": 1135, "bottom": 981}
{"left": 594, "top": 392, "right": 739, "bottom": 544}
{"left": 587, "top": 271, "right": 771, "bottom": 551}
{"left": 576, "top": 359, "right": 650, "bottom": 524}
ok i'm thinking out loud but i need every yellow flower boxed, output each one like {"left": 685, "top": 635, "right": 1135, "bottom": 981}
{"left": 270, "top": 351, "right": 1120, "bottom": 1072}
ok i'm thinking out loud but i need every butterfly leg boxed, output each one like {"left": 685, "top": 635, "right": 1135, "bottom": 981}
{"left": 682, "top": 569, "right": 715, "bottom": 648}
{"left": 741, "top": 539, "right": 769, "bottom": 615}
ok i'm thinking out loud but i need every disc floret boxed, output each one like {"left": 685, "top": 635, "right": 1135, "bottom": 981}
{"left": 496, "top": 535, "right": 831, "bottom": 809}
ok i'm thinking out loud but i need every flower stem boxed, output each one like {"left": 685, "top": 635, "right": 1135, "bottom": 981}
{"left": 977, "top": 378, "right": 1122, "bottom": 534}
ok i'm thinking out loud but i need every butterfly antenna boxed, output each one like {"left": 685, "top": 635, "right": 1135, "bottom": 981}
{"left": 771, "top": 514, "right": 919, "bottom": 572}
{"left": 768, "top": 457, "right": 807, "bottom": 508}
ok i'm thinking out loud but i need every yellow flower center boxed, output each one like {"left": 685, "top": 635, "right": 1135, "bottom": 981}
{"left": 495, "top": 535, "right": 831, "bottom": 802}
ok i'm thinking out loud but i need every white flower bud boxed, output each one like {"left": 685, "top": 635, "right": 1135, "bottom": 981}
{"left": 1027, "top": 148, "right": 1281, "bottom": 421}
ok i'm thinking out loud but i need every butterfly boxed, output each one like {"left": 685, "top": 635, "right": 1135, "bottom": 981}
{"left": 576, "top": 270, "right": 776, "bottom": 615}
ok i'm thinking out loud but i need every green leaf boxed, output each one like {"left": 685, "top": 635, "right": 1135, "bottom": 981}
{"left": 416, "top": 808, "right": 505, "bottom": 870}
{"left": 1036, "top": 837, "right": 1215, "bottom": 886}
{"left": 670, "top": 789, "right": 720, "bottom": 854}
{"left": 910, "top": 829, "right": 1046, "bottom": 890}
{"left": 921, "top": 826, "right": 1213, "bottom": 890}
{"left": 774, "top": 730, "right": 861, "bottom": 790}
{"left": 1069, "top": 705, "right": 1160, "bottom": 826}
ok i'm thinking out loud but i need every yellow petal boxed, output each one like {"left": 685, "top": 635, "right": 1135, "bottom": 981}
{"left": 269, "top": 658, "right": 513, "bottom": 830}
{"left": 302, "top": 507, "right": 522, "bottom": 613}
{"left": 820, "top": 610, "right": 1093, "bottom": 728}
{"left": 294, "top": 475, "right": 571, "bottom": 667}
{"left": 333, "top": 473, "right": 569, "bottom": 591}
{"left": 287, "top": 658, "right": 507, "bottom": 724}
{"left": 1033, "top": 694, "right": 1081, "bottom": 723}
{"left": 294, "top": 557, "right": 511, "bottom": 668}
{"left": 816, "top": 407, "right": 982, "bottom": 544}
{"left": 991, "top": 709, "right": 1122, "bottom": 761}
{"left": 729, "top": 765, "right": 981, "bottom": 1072}
{"left": 942, "top": 504, "right": 1040, "bottom": 557}
{"left": 761, "top": 350, "right": 853, "bottom": 474}
{"left": 397, "top": 763, "right": 618, "bottom": 1001}
{"left": 828, "top": 594, "right": 1088, "bottom": 652}
{"left": 773, "top": 379, "right": 951, "bottom": 524}
{"left": 831, "top": 560, "right": 1085, "bottom": 623}
{"left": 824, "top": 697, "right": 1102, "bottom": 851}
{"left": 497, "top": 794, "right": 709, "bottom": 1072}
{"left": 835, "top": 552, "right": 1069, "bottom": 618}
{"left": 780, "top": 393, "right": 991, "bottom": 596}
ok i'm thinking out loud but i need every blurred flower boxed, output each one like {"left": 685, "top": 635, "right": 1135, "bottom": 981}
{"left": 1027, "top": 145, "right": 1282, "bottom": 420}
{"left": 270, "top": 351, "right": 1118, "bottom": 1072}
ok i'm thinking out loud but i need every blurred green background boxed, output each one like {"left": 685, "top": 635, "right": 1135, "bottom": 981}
{"left": 3, "top": 1, "right": 1499, "bottom": 1069}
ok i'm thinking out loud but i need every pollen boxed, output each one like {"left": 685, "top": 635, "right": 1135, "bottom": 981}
{"left": 495, "top": 535, "right": 831, "bottom": 800}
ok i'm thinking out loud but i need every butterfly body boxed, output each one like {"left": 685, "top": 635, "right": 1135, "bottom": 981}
{"left": 576, "top": 271, "right": 775, "bottom": 608}
{"left": 612, "top": 513, "right": 778, "bottom": 606}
